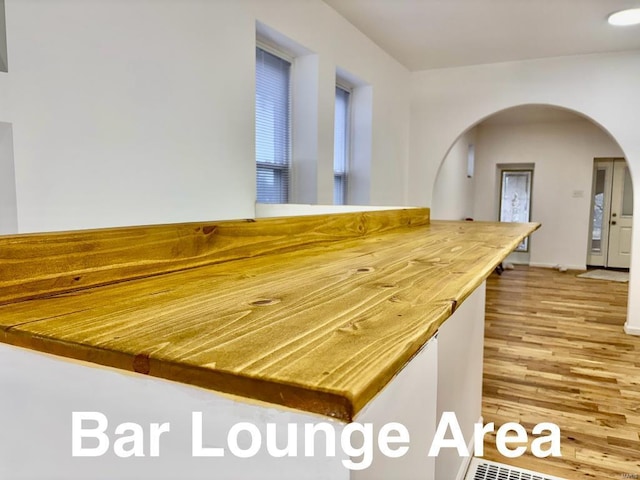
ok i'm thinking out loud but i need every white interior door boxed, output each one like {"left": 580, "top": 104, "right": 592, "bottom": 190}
{"left": 588, "top": 158, "right": 633, "bottom": 268}
{"left": 608, "top": 161, "right": 633, "bottom": 268}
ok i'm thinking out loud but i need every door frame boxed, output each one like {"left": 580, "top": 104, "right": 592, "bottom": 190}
{"left": 587, "top": 157, "right": 632, "bottom": 268}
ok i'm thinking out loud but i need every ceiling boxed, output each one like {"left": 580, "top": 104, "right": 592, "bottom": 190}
{"left": 323, "top": 0, "right": 640, "bottom": 70}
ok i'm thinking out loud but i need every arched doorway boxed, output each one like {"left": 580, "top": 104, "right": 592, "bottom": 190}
{"left": 431, "top": 104, "right": 637, "bottom": 477}
{"left": 432, "top": 103, "right": 633, "bottom": 324}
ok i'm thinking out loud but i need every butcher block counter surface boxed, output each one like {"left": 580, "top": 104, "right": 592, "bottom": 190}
{"left": 0, "top": 209, "right": 538, "bottom": 421}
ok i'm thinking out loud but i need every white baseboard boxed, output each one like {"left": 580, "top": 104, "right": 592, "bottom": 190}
{"left": 456, "top": 416, "right": 483, "bottom": 480}
{"left": 624, "top": 323, "right": 640, "bottom": 336}
{"left": 529, "top": 262, "right": 587, "bottom": 271}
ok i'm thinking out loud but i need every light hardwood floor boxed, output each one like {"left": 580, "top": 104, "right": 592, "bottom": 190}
{"left": 481, "top": 266, "right": 640, "bottom": 479}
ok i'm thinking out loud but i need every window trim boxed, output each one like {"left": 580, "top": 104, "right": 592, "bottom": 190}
{"left": 255, "top": 44, "right": 293, "bottom": 204}
{"left": 334, "top": 84, "right": 352, "bottom": 205}
{"left": 256, "top": 40, "right": 294, "bottom": 64}
{"left": 498, "top": 166, "right": 534, "bottom": 252}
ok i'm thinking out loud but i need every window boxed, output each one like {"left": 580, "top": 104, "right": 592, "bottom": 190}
{"left": 591, "top": 166, "right": 607, "bottom": 253}
{"left": 255, "top": 46, "right": 291, "bottom": 203}
{"left": 334, "top": 85, "right": 350, "bottom": 205}
{"left": 498, "top": 168, "right": 533, "bottom": 252}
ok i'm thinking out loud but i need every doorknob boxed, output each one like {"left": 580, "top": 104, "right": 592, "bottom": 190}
{"left": 612, "top": 213, "right": 617, "bottom": 217}
{"left": 611, "top": 221, "right": 617, "bottom": 225}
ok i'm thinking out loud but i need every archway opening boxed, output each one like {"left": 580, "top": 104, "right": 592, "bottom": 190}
{"left": 432, "top": 104, "right": 633, "bottom": 275}
{"left": 436, "top": 104, "right": 637, "bottom": 476}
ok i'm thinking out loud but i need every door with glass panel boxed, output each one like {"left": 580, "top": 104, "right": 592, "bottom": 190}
{"left": 588, "top": 158, "right": 633, "bottom": 268}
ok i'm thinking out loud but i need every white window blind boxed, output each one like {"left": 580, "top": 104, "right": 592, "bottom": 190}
{"left": 334, "top": 85, "right": 350, "bottom": 205}
{"left": 255, "top": 46, "right": 291, "bottom": 203}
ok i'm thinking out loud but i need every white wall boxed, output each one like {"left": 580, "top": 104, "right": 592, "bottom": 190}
{"left": 431, "top": 128, "right": 476, "bottom": 220}
{"left": 0, "top": 0, "right": 7, "bottom": 71}
{"left": 0, "top": 328, "right": 440, "bottom": 479}
{"left": 0, "top": 0, "right": 410, "bottom": 233}
{"left": 409, "top": 50, "right": 640, "bottom": 332}
{"left": 353, "top": 336, "right": 438, "bottom": 480}
{"left": 347, "top": 84, "right": 374, "bottom": 206}
{"left": 0, "top": 342, "right": 350, "bottom": 480}
{"left": 472, "top": 119, "right": 623, "bottom": 270}
{"left": 0, "top": 121, "right": 17, "bottom": 233}
{"left": 255, "top": 203, "right": 409, "bottom": 218}
{"left": 436, "top": 282, "right": 485, "bottom": 480}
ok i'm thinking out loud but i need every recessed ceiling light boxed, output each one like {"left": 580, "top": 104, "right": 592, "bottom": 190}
{"left": 608, "top": 8, "right": 640, "bottom": 26}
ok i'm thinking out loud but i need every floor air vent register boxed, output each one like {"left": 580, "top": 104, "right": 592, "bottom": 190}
{"left": 465, "top": 459, "right": 567, "bottom": 480}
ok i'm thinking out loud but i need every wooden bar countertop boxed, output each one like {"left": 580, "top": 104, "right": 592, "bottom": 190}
{"left": 0, "top": 209, "right": 539, "bottom": 421}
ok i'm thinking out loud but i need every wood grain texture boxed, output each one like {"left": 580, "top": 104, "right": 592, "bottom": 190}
{"left": 0, "top": 208, "right": 428, "bottom": 306}
{"left": 483, "top": 266, "right": 640, "bottom": 479}
{"left": 0, "top": 216, "right": 538, "bottom": 420}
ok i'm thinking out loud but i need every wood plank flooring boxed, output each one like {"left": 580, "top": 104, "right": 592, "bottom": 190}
{"left": 482, "top": 266, "right": 640, "bottom": 479}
